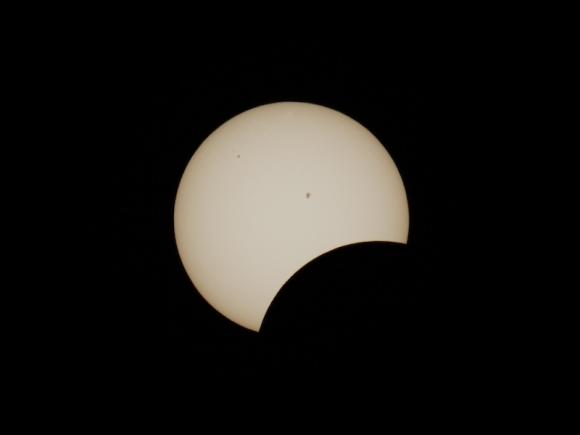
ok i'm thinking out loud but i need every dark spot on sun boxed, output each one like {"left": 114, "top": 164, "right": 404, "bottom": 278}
{"left": 237, "top": 154, "right": 240, "bottom": 158}
{"left": 306, "top": 192, "right": 311, "bottom": 198}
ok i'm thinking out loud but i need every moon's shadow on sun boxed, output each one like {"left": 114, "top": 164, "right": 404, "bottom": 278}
{"left": 260, "top": 241, "right": 429, "bottom": 350}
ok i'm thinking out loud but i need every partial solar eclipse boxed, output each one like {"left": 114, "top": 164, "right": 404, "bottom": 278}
{"left": 174, "top": 102, "right": 409, "bottom": 331}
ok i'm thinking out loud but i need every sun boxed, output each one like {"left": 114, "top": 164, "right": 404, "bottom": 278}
{"left": 174, "top": 102, "right": 409, "bottom": 331}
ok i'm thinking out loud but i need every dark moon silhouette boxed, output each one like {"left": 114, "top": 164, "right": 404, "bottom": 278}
{"left": 261, "top": 242, "right": 425, "bottom": 344}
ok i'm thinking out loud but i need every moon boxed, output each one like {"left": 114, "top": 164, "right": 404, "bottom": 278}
{"left": 174, "top": 102, "right": 409, "bottom": 331}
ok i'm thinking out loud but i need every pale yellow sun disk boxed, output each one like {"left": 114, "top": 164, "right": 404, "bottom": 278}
{"left": 174, "top": 102, "right": 409, "bottom": 331}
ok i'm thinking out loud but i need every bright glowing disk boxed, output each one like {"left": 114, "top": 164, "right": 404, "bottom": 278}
{"left": 174, "top": 102, "right": 409, "bottom": 331}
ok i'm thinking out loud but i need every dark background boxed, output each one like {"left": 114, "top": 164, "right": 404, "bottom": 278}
{"left": 101, "top": 37, "right": 499, "bottom": 379}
